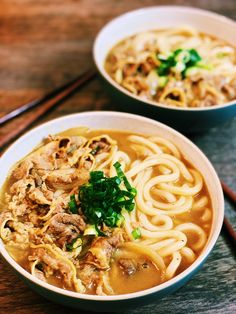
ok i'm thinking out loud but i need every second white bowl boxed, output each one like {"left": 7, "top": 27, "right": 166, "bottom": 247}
{"left": 93, "top": 6, "right": 236, "bottom": 133}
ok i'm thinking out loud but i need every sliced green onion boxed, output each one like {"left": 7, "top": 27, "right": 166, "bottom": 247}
{"left": 79, "top": 162, "right": 137, "bottom": 234}
{"left": 68, "top": 194, "right": 78, "bottom": 214}
{"left": 84, "top": 224, "right": 98, "bottom": 236}
{"left": 90, "top": 145, "right": 101, "bottom": 155}
{"left": 66, "top": 236, "right": 82, "bottom": 251}
{"left": 157, "top": 48, "right": 202, "bottom": 78}
{"left": 132, "top": 227, "right": 141, "bottom": 240}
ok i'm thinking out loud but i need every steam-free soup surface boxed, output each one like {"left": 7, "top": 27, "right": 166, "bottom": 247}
{"left": 0, "top": 128, "right": 212, "bottom": 295}
{"left": 105, "top": 26, "right": 236, "bottom": 108}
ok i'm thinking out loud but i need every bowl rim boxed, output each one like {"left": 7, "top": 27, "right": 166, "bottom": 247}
{"left": 0, "top": 111, "right": 224, "bottom": 301}
{"left": 93, "top": 5, "right": 236, "bottom": 112}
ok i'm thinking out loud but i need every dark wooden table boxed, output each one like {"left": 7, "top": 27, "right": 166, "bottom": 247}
{"left": 0, "top": 1, "right": 235, "bottom": 313}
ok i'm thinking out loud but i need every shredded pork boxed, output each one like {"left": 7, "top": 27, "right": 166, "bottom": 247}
{"left": 0, "top": 133, "right": 119, "bottom": 295}
{"left": 47, "top": 213, "right": 86, "bottom": 248}
{"left": 79, "top": 229, "right": 125, "bottom": 290}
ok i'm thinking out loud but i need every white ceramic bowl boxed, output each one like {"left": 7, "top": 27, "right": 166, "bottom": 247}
{"left": 93, "top": 6, "right": 236, "bottom": 133}
{"left": 0, "top": 111, "right": 224, "bottom": 311}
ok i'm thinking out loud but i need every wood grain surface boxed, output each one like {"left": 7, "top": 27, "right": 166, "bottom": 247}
{"left": 0, "top": 1, "right": 235, "bottom": 313}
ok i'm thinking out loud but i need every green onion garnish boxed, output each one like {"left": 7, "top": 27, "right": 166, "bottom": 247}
{"left": 90, "top": 145, "right": 101, "bottom": 155}
{"left": 157, "top": 48, "right": 202, "bottom": 78}
{"left": 79, "top": 162, "right": 137, "bottom": 233}
{"left": 66, "top": 236, "right": 82, "bottom": 251}
{"left": 68, "top": 194, "right": 78, "bottom": 214}
{"left": 132, "top": 227, "right": 141, "bottom": 240}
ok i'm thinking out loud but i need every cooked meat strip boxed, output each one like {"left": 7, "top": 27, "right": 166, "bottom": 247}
{"left": 12, "top": 136, "right": 86, "bottom": 181}
{"left": 118, "top": 258, "right": 137, "bottom": 276}
{"left": 57, "top": 135, "right": 86, "bottom": 149}
{"left": 10, "top": 178, "right": 35, "bottom": 196}
{"left": 33, "top": 267, "right": 47, "bottom": 282}
{"left": 123, "top": 63, "right": 138, "bottom": 77}
{"left": 58, "top": 138, "right": 70, "bottom": 148}
{"left": 211, "top": 75, "right": 227, "bottom": 90}
{"left": 50, "top": 213, "right": 86, "bottom": 231}
{"left": 8, "top": 200, "right": 30, "bottom": 217}
{"left": 30, "top": 169, "right": 43, "bottom": 186}
{"left": 0, "top": 211, "right": 13, "bottom": 227}
{"left": 78, "top": 229, "right": 125, "bottom": 289}
{"left": 8, "top": 178, "right": 37, "bottom": 216}
{"left": 199, "top": 94, "right": 217, "bottom": 107}
{"left": 85, "top": 228, "right": 125, "bottom": 268}
{"left": 89, "top": 137, "right": 111, "bottom": 154}
{"left": 47, "top": 213, "right": 86, "bottom": 247}
{"left": 28, "top": 188, "right": 53, "bottom": 205}
{"left": 123, "top": 76, "right": 148, "bottom": 94}
{"left": 222, "top": 78, "right": 236, "bottom": 99}
{"left": 45, "top": 168, "right": 89, "bottom": 191}
{"left": 139, "top": 58, "right": 156, "bottom": 75}
{"left": 11, "top": 159, "right": 33, "bottom": 181}
{"left": 29, "top": 247, "right": 76, "bottom": 289}
{"left": 77, "top": 263, "right": 100, "bottom": 290}
{"left": 6, "top": 133, "right": 94, "bottom": 220}
{"left": 31, "top": 141, "right": 60, "bottom": 170}
{"left": 80, "top": 155, "right": 94, "bottom": 170}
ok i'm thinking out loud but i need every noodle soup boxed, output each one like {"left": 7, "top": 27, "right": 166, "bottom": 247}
{"left": 105, "top": 26, "right": 236, "bottom": 108}
{"left": 0, "top": 129, "right": 212, "bottom": 295}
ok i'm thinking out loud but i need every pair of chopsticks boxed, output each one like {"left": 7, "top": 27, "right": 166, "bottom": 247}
{"left": 0, "top": 68, "right": 235, "bottom": 245}
{"left": 0, "top": 68, "right": 97, "bottom": 148}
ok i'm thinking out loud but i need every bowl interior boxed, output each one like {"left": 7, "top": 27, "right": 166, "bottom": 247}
{"left": 94, "top": 6, "right": 236, "bottom": 69}
{"left": 0, "top": 111, "right": 224, "bottom": 301}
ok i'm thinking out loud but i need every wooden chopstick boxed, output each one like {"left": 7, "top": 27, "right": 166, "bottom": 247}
{"left": 220, "top": 180, "right": 236, "bottom": 245}
{"left": 0, "top": 68, "right": 97, "bottom": 149}
{"left": 0, "top": 68, "right": 97, "bottom": 126}
{"left": 221, "top": 180, "right": 236, "bottom": 205}
{"left": 223, "top": 216, "right": 236, "bottom": 244}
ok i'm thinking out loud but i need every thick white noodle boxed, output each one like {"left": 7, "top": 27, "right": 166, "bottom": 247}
{"left": 159, "top": 169, "right": 203, "bottom": 196}
{"left": 201, "top": 208, "right": 212, "bottom": 222}
{"left": 148, "top": 136, "right": 181, "bottom": 159}
{"left": 175, "top": 223, "right": 207, "bottom": 251}
{"left": 124, "top": 135, "right": 209, "bottom": 278}
{"left": 166, "top": 252, "right": 182, "bottom": 280}
{"left": 180, "top": 247, "right": 196, "bottom": 264}
{"left": 192, "top": 196, "right": 208, "bottom": 211}
{"left": 151, "top": 189, "right": 177, "bottom": 203}
{"left": 127, "top": 135, "right": 163, "bottom": 154}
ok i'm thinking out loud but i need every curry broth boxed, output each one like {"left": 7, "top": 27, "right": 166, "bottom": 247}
{"left": 0, "top": 128, "right": 213, "bottom": 295}
{"left": 110, "top": 249, "right": 164, "bottom": 294}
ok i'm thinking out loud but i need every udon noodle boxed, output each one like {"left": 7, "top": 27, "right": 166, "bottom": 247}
{"left": 0, "top": 129, "right": 212, "bottom": 295}
{"left": 105, "top": 26, "right": 236, "bottom": 108}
